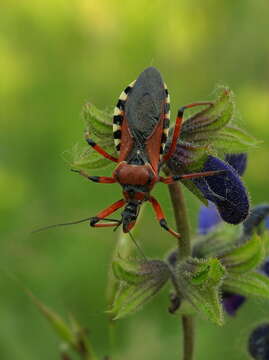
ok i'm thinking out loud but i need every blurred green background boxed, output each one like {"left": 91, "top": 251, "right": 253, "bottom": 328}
{"left": 1, "top": 1, "right": 269, "bottom": 359}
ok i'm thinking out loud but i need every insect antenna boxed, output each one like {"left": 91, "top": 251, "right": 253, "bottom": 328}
{"left": 32, "top": 217, "right": 93, "bottom": 233}
{"left": 113, "top": 220, "right": 122, "bottom": 233}
{"left": 128, "top": 231, "right": 147, "bottom": 261}
{"left": 32, "top": 217, "right": 121, "bottom": 234}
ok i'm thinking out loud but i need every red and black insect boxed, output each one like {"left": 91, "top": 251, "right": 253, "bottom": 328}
{"left": 73, "top": 67, "right": 220, "bottom": 239}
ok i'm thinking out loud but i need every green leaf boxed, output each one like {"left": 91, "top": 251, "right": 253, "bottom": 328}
{"left": 28, "top": 292, "right": 97, "bottom": 360}
{"left": 70, "top": 103, "right": 117, "bottom": 171}
{"left": 219, "top": 234, "right": 265, "bottom": 273}
{"left": 175, "top": 258, "right": 226, "bottom": 325}
{"left": 110, "top": 259, "right": 171, "bottom": 319}
{"left": 68, "top": 314, "right": 96, "bottom": 360}
{"left": 28, "top": 291, "right": 77, "bottom": 348}
{"left": 223, "top": 272, "right": 269, "bottom": 299}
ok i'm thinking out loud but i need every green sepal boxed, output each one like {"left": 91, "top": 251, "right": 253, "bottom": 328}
{"left": 106, "top": 211, "right": 145, "bottom": 320}
{"left": 219, "top": 234, "right": 265, "bottom": 274}
{"left": 175, "top": 257, "right": 226, "bottom": 325}
{"left": 193, "top": 222, "right": 241, "bottom": 259}
{"left": 110, "top": 258, "right": 171, "bottom": 319}
{"left": 264, "top": 232, "right": 269, "bottom": 256}
{"left": 112, "top": 257, "right": 152, "bottom": 285}
{"left": 210, "top": 126, "right": 260, "bottom": 153}
{"left": 83, "top": 102, "right": 113, "bottom": 139}
{"left": 70, "top": 143, "right": 114, "bottom": 171}
{"left": 170, "top": 87, "right": 256, "bottom": 180}
{"left": 109, "top": 281, "right": 164, "bottom": 320}
{"left": 223, "top": 271, "right": 269, "bottom": 299}
{"left": 181, "top": 87, "right": 234, "bottom": 144}
{"left": 70, "top": 103, "right": 117, "bottom": 171}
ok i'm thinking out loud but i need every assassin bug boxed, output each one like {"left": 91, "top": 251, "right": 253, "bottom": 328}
{"left": 72, "top": 67, "right": 222, "bottom": 239}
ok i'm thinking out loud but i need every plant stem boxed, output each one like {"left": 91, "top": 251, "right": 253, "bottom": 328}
{"left": 167, "top": 180, "right": 195, "bottom": 360}
{"left": 182, "top": 315, "right": 195, "bottom": 360}
{"left": 167, "top": 181, "right": 191, "bottom": 260}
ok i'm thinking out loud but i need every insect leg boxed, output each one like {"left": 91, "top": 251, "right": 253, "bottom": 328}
{"left": 71, "top": 169, "right": 116, "bottom": 183}
{"left": 159, "top": 170, "right": 226, "bottom": 184}
{"left": 162, "top": 102, "right": 213, "bottom": 162}
{"left": 149, "top": 196, "right": 180, "bottom": 239}
{"left": 85, "top": 132, "right": 118, "bottom": 163}
{"left": 90, "top": 199, "right": 125, "bottom": 228}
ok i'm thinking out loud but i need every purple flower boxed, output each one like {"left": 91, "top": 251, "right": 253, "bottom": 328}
{"left": 222, "top": 292, "right": 246, "bottom": 317}
{"left": 196, "top": 158, "right": 269, "bottom": 316}
{"left": 193, "top": 155, "right": 249, "bottom": 224}
{"left": 260, "top": 216, "right": 269, "bottom": 277}
{"left": 224, "top": 153, "right": 247, "bottom": 176}
{"left": 198, "top": 202, "right": 221, "bottom": 235}
{"left": 168, "top": 151, "right": 249, "bottom": 225}
{"left": 248, "top": 323, "right": 269, "bottom": 360}
{"left": 197, "top": 153, "right": 248, "bottom": 233}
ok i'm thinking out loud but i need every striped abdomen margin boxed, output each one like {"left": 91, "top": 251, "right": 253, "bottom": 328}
{"left": 113, "top": 80, "right": 136, "bottom": 152}
{"left": 112, "top": 81, "right": 170, "bottom": 158}
{"left": 160, "top": 84, "right": 170, "bottom": 158}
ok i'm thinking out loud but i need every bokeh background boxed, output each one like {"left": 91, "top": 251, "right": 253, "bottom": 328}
{"left": 1, "top": 1, "right": 269, "bottom": 359}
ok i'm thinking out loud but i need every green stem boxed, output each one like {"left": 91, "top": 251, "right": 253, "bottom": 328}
{"left": 167, "top": 180, "right": 195, "bottom": 360}
{"left": 182, "top": 315, "right": 195, "bottom": 360}
{"left": 167, "top": 181, "right": 191, "bottom": 260}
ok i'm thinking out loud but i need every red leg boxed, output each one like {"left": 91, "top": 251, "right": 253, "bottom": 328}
{"left": 90, "top": 199, "right": 125, "bottom": 228}
{"left": 159, "top": 170, "right": 226, "bottom": 184}
{"left": 71, "top": 169, "right": 116, "bottom": 183}
{"left": 162, "top": 102, "right": 213, "bottom": 162}
{"left": 85, "top": 132, "right": 118, "bottom": 163}
{"left": 149, "top": 196, "right": 180, "bottom": 239}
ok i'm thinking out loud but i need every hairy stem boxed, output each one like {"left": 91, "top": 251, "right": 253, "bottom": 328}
{"left": 167, "top": 180, "right": 195, "bottom": 360}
